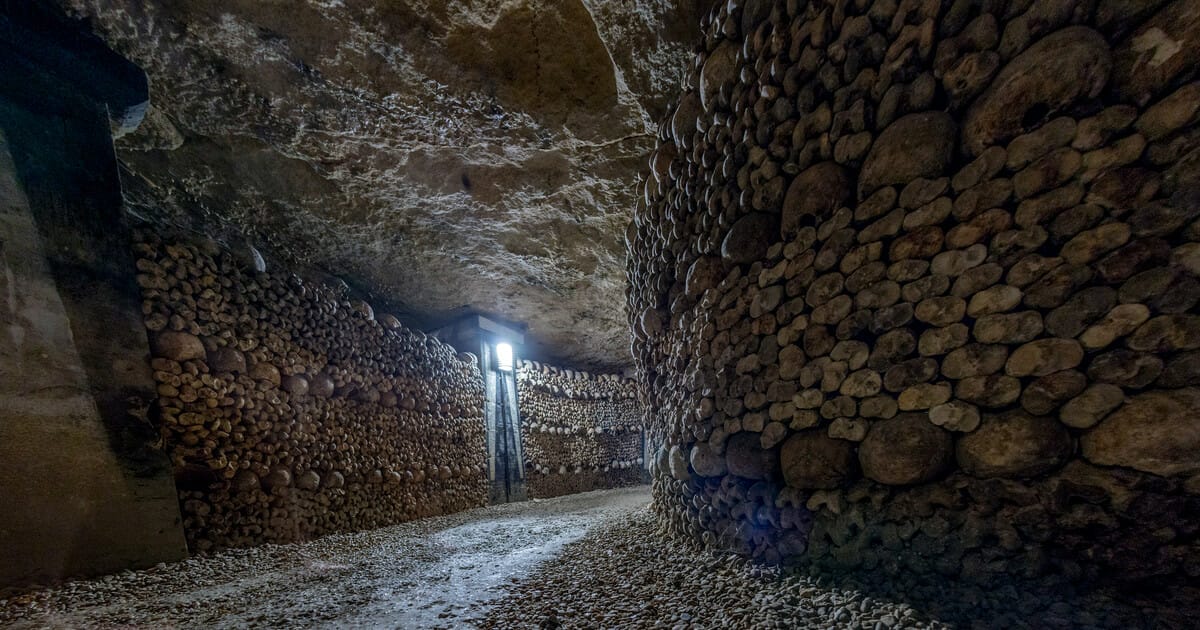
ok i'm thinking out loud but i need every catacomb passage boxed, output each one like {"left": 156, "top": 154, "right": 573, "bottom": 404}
{"left": 518, "top": 361, "right": 645, "bottom": 498}
{"left": 1, "top": 0, "right": 1199, "bottom": 628}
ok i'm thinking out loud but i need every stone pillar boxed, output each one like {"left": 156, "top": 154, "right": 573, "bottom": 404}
{"left": 0, "top": 2, "right": 186, "bottom": 587}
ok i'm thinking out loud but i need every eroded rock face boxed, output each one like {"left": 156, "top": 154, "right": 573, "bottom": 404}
{"left": 57, "top": 0, "right": 711, "bottom": 369}
{"left": 632, "top": 0, "right": 1200, "bottom": 582}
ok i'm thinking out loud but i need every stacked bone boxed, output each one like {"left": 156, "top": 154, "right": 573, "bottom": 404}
{"left": 517, "top": 360, "right": 646, "bottom": 497}
{"left": 626, "top": 0, "right": 1200, "bottom": 582}
{"left": 133, "top": 230, "right": 488, "bottom": 551}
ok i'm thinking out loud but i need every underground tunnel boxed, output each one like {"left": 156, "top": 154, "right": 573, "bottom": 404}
{"left": 0, "top": 0, "right": 1198, "bottom": 628}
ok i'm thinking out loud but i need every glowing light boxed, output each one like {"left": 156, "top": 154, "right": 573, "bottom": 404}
{"left": 496, "top": 342, "right": 514, "bottom": 372}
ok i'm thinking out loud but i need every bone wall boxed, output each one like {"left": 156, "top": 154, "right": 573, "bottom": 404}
{"left": 517, "top": 361, "right": 646, "bottom": 498}
{"left": 627, "top": 0, "right": 1200, "bottom": 583}
{"left": 133, "top": 230, "right": 488, "bottom": 551}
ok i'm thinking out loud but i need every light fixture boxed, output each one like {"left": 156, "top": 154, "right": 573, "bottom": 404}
{"left": 495, "top": 342, "right": 514, "bottom": 372}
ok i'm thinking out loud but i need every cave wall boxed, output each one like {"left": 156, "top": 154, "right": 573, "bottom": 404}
{"left": 627, "top": 0, "right": 1200, "bottom": 583}
{"left": 133, "top": 229, "right": 489, "bottom": 551}
{"left": 517, "top": 361, "right": 646, "bottom": 498}
{"left": 0, "top": 4, "right": 188, "bottom": 587}
{"left": 0, "top": 128, "right": 186, "bottom": 588}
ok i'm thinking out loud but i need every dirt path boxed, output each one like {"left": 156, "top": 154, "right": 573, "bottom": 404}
{"left": 0, "top": 486, "right": 651, "bottom": 629}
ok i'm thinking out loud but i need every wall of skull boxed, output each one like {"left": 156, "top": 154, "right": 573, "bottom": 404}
{"left": 133, "top": 230, "right": 488, "bottom": 551}
{"left": 627, "top": 0, "right": 1200, "bottom": 583}
{"left": 517, "top": 361, "right": 646, "bottom": 498}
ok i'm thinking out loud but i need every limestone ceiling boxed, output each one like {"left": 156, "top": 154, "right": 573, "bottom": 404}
{"left": 54, "top": 0, "right": 711, "bottom": 370}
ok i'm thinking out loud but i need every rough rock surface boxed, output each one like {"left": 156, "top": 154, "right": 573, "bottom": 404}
{"left": 55, "top": 0, "right": 713, "bottom": 369}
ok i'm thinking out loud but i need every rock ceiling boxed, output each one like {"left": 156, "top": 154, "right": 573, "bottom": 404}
{"left": 56, "top": 0, "right": 711, "bottom": 370}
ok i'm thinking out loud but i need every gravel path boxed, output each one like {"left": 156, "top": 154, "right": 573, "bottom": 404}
{"left": 0, "top": 487, "right": 650, "bottom": 629}
{"left": 477, "top": 510, "right": 1195, "bottom": 630}
{"left": 3, "top": 487, "right": 1193, "bottom": 629}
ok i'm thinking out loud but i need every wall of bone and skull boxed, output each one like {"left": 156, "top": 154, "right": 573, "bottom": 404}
{"left": 627, "top": 0, "right": 1200, "bottom": 583}
{"left": 516, "top": 360, "right": 647, "bottom": 498}
{"left": 133, "top": 228, "right": 488, "bottom": 552}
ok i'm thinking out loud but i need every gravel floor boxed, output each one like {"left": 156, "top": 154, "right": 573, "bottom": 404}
{"left": 478, "top": 509, "right": 1195, "bottom": 630}
{"left": 0, "top": 487, "right": 649, "bottom": 629}
{"left": 2, "top": 487, "right": 1193, "bottom": 629}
